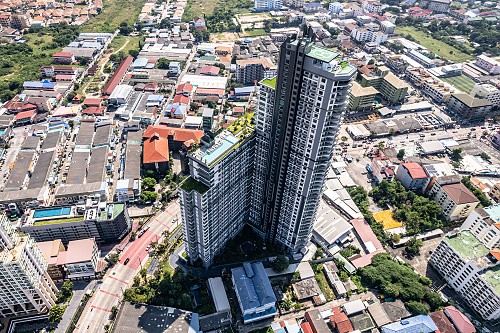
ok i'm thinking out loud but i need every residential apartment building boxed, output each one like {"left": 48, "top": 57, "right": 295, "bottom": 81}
{"left": 420, "top": 0, "right": 451, "bottom": 13}
{"left": 251, "top": 29, "right": 356, "bottom": 251}
{"left": 235, "top": 58, "right": 276, "bottom": 84}
{"left": 180, "top": 130, "right": 255, "bottom": 268}
{"left": 351, "top": 26, "right": 388, "bottom": 45}
{"left": 360, "top": 66, "right": 409, "bottom": 104}
{"left": 460, "top": 205, "right": 500, "bottom": 249}
{"left": 395, "top": 162, "right": 428, "bottom": 191}
{"left": 471, "top": 83, "right": 500, "bottom": 107}
{"left": 447, "top": 93, "right": 494, "bottom": 122}
{"left": 0, "top": 214, "right": 57, "bottom": 317}
{"left": 430, "top": 230, "right": 500, "bottom": 321}
{"left": 254, "top": 0, "right": 282, "bottom": 10}
{"left": 405, "top": 67, "right": 456, "bottom": 103}
{"left": 348, "top": 82, "right": 378, "bottom": 112}
{"left": 475, "top": 54, "right": 500, "bottom": 75}
{"left": 430, "top": 181, "right": 479, "bottom": 221}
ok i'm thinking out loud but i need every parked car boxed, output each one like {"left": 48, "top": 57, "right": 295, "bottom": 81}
{"left": 124, "top": 258, "right": 130, "bottom": 265}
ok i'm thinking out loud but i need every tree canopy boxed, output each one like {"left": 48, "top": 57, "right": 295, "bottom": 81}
{"left": 272, "top": 255, "right": 290, "bottom": 272}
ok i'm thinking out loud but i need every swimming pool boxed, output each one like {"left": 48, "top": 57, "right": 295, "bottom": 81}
{"left": 33, "top": 207, "right": 71, "bottom": 219}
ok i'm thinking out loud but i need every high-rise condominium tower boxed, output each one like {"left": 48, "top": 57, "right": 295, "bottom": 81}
{"left": 251, "top": 28, "right": 356, "bottom": 250}
{"left": 180, "top": 27, "right": 355, "bottom": 267}
{"left": 0, "top": 214, "right": 57, "bottom": 317}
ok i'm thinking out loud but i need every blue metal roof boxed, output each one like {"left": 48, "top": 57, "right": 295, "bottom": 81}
{"left": 166, "top": 104, "right": 186, "bottom": 115}
{"left": 304, "top": 2, "right": 322, "bottom": 8}
{"left": 23, "top": 81, "right": 56, "bottom": 89}
{"left": 234, "top": 86, "right": 256, "bottom": 94}
{"left": 133, "top": 58, "right": 149, "bottom": 68}
{"left": 147, "top": 94, "right": 164, "bottom": 102}
{"left": 231, "top": 262, "right": 277, "bottom": 311}
{"left": 381, "top": 315, "right": 438, "bottom": 333}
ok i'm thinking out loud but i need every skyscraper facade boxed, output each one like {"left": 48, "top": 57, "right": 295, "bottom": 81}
{"left": 251, "top": 29, "right": 356, "bottom": 251}
{"left": 180, "top": 28, "right": 355, "bottom": 267}
{"left": 0, "top": 213, "right": 57, "bottom": 317}
{"left": 180, "top": 129, "right": 255, "bottom": 267}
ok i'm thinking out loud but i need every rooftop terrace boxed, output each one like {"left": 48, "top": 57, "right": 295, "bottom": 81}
{"left": 482, "top": 265, "right": 500, "bottom": 295}
{"left": 191, "top": 131, "right": 241, "bottom": 167}
{"left": 179, "top": 177, "right": 209, "bottom": 194}
{"left": 261, "top": 77, "right": 276, "bottom": 89}
{"left": 445, "top": 231, "right": 489, "bottom": 260}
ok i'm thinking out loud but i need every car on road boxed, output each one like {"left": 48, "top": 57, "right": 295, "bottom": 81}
{"left": 146, "top": 245, "right": 151, "bottom": 251}
{"left": 124, "top": 258, "right": 130, "bottom": 265}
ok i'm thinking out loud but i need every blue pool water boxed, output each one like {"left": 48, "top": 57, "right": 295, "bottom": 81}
{"left": 374, "top": 97, "right": 382, "bottom": 105}
{"left": 33, "top": 207, "right": 71, "bottom": 219}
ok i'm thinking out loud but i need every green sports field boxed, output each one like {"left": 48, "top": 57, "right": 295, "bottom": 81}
{"left": 441, "top": 74, "right": 476, "bottom": 93}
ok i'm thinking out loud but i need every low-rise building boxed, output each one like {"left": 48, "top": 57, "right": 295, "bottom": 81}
{"left": 348, "top": 82, "right": 378, "bottom": 112}
{"left": 430, "top": 181, "right": 479, "bottom": 221}
{"left": 396, "top": 162, "right": 428, "bottom": 190}
{"left": 235, "top": 58, "right": 276, "bottom": 84}
{"left": 232, "top": 262, "right": 277, "bottom": 324}
{"left": 254, "top": 0, "right": 282, "bottom": 10}
{"left": 447, "top": 93, "right": 493, "bottom": 122}
{"left": 37, "top": 238, "right": 100, "bottom": 280}
{"left": 360, "top": 66, "right": 408, "bottom": 105}
{"left": 475, "top": 54, "right": 500, "bottom": 75}
{"left": 471, "top": 83, "right": 500, "bottom": 107}
{"left": 420, "top": 0, "right": 451, "bottom": 12}
{"left": 381, "top": 314, "right": 438, "bottom": 333}
{"left": 430, "top": 230, "right": 500, "bottom": 321}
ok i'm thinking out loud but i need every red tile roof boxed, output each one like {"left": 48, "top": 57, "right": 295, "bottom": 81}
{"left": 401, "top": 162, "right": 427, "bottom": 179}
{"left": 83, "top": 97, "right": 102, "bottom": 106}
{"left": 350, "top": 218, "right": 383, "bottom": 250}
{"left": 330, "top": 313, "right": 354, "bottom": 333}
{"left": 143, "top": 133, "right": 169, "bottom": 164}
{"left": 441, "top": 183, "right": 478, "bottom": 205}
{"left": 53, "top": 51, "right": 73, "bottom": 58}
{"left": 176, "top": 82, "right": 193, "bottom": 94}
{"left": 430, "top": 310, "right": 458, "bottom": 333}
{"left": 200, "top": 65, "right": 220, "bottom": 76}
{"left": 444, "top": 306, "right": 476, "bottom": 333}
{"left": 14, "top": 109, "right": 36, "bottom": 121}
{"left": 102, "top": 55, "right": 133, "bottom": 96}
{"left": 301, "top": 322, "right": 314, "bottom": 333}
{"left": 173, "top": 94, "right": 190, "bottom": 105}
{"left": 143, "top": 125, "right": 204, "bottom": 144}
{"left": 82, "top": 106, "right": 105, "bottom": 115}
{"left": 195, "top": 88, "right": 225, "bottom": 96}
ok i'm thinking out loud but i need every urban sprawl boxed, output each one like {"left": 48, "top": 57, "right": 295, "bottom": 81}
{"left": 0, "top": 0, "right": 498, "bottom": 332}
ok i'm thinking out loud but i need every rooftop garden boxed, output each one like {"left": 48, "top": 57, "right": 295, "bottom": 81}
{"left": 34, "top": 216, "right": 85, "bottom": 226}
{"left": 227, "top": 112, "right": 255, "bottom": 138}
{"left": 261, "top": 77, "right": 276, "bottom": 89}
{"left": 179, "top": 177, "right": 209, "bottom": 195}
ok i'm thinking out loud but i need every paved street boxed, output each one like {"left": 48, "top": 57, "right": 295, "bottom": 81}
{"left": 0, "top": 126, "right": 28, "bottom": 190}
{"left": 75, "top": 200, "right": 180, "bottom": 332}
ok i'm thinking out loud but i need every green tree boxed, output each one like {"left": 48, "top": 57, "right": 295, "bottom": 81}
{"left": 405, "top": 238, "right": 423, "bottom": 255}
{"left": 425, "top": 291, "right": 443, "bottom": 310}
{"left": 119, "top": 22, "right": 133, "bottom": 35}
{"left": 49, "top": 305, "right": 66, "bottom": 322}
{"left": 107, "top": 252, "right": 119, "bottom": 266}
{"left": 128, "top": 49, "right": 139, "bottom": 58}
{"left": 56, "top": 281, "right": 73, "bottom": 303}
{"left": 451, "top": 148, "right": 463, "bottom": 161}
{"left": 397, "top": 149, "right": 405, "bottom": 160}
{"left": 272, "top": 255, "right": 290, "bottom": 272}
{"left": 190, "top": 102, "right": 200, "bottom": 112}
{"left": 141, "top": 191, "right": 158, "bottom": 202}
{"left": 407, "top": 301, "right": 430, "bottom": 315}
{"left": 142, "top": 177, "right": 157, "bottom": 190}
{"left": 157, "top": 58, "right": 170, "bottom": 69}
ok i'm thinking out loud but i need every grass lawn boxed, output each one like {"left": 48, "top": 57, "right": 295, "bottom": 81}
{"left": 35, "top": 216, "right": 85, "bottom": 226}
{"left": 109, "top": 36, "right": 143, "bottom": 56}
{"left": 243, "top": 29, "right": 267, "bottom": 37}
{"left": 24, "top": 34, "right": 58, "bottom": 55}
{"left": 395, "top": 26, "right": 473, "bottom": 62}
{"left": 441, "top": 74, "right": 476, "bottom": 93}
{"left": 81, "top": 0, "right": 147, "bottom": 32}
{"left": 312, "top": 264, "right": 335, "bottom": 301}
{"left": 183, "top": 0, "right": 253, "bottom": 22}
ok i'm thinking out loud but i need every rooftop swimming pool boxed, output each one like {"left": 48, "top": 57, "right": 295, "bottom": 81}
{"left": 33, "top": 207, "right": 71, "bottom": 219}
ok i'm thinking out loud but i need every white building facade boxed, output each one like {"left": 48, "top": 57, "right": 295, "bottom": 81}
{"left": 0, "top": 214, "right": 57, "bottom": 317}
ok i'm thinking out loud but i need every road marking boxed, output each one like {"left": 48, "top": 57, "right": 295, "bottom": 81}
{"left": 100, "top": 290, "right": 121, "bottom": 298}
{"left": 91, "top": 305, "right": 112, "bottom": 313}
{"left": 107, "top": 275, "right": 128, "bottom": 285}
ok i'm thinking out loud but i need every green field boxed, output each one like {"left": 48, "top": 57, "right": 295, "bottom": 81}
{"left": 395, "top": 26, "right": 473, "bottom": 62}
{"left": 81, "top": 0, "right": 146, "bottom": 32}
{"left": 109, "top": 35, "right": 142, "bottom": 54}
{"left": 182, "top": 0, "right": 253, "bottom": 22}
{"left": 243, "top": 29, "right": 267, "bottom": 36}
{"left": 441, "top": 74, "right": 476, "bottom": 93}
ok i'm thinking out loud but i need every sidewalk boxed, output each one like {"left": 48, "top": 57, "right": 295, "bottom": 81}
{"left": 55, "top": 280, "right": 97, "bottom": 333}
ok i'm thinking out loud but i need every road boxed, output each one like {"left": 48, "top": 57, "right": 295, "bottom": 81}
{"left": 0, "top": 126, "right": 30, "bottom": 190}
{"left": 76, "top": 200, "right": 180, "bottom": 332}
